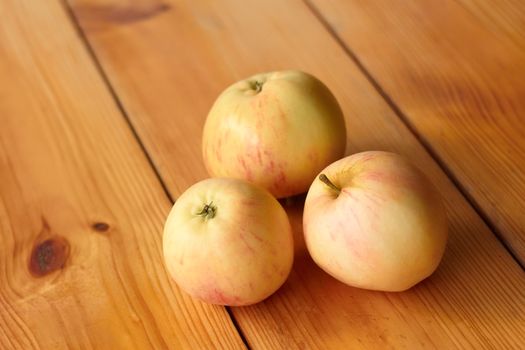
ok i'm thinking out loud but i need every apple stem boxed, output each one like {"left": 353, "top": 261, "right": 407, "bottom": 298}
{"left": 319, "top": 174, "right": 341, "bottom": 194}
{"left": 252, "top": 80, "right": 263, "bottom": 93}
{"left": 196, "top": 201, "right": 217, "bottom": 220}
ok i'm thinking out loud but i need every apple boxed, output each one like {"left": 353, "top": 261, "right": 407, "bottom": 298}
{"left": 202, "top": 70, "right": 347, "bottom": 198}
{"left": 163, "top": 178, "right": 294, "bottom": 306}
{"left": 303, "top": 151, "right": 448, "bottom": 291}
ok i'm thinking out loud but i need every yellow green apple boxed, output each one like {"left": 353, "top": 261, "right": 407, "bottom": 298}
{"left": 303, "top": 151, "right": 448, "bottom": 291}
{"left": 202, "top": 70, "right": 347, "bottom": 198}
{"left": 163, "top": 178, "right": 294, "bottom": 306}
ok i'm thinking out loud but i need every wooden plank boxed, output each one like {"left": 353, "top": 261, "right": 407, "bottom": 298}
{"left": 456, "top": 0, "right": 525, "bottom": 50}
{"left": 0, "top": 0, "right": 245, "bottom": 348}
{"left": 308, "top": 0, "right": 525, "bottom": 265}
{"left": 67, "top": 0, "right": 525, "bottom": 348}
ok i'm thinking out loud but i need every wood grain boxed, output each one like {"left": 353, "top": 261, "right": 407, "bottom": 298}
{"left": 456, "top": 0, "right": 525, "bottom": 50}
{"left": 67, "top": 0, "right": 525, "bottom": 348}
{"left": 0, "top": 0, "right": 245, "bottom": 348}
{"left": 308, "top": 0, "right": 525, "bottom": 266}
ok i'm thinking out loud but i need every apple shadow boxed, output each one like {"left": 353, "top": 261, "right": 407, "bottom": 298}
{"left": 278, "top": 192, "right": 308, "bottom": 259}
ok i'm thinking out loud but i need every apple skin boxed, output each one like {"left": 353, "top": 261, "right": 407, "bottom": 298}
{"left": 303, "top": 151, "right": 448, "bottom": 292}
{"left": 163, "top": 178, "right": 294, "bottom": 306}
{"left": 202, "top": 70, "right": 347, "bottom": 198}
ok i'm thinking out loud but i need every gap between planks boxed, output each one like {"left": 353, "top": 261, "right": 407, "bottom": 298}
{"left": 59, "top": 0, "right": 173, "bottom": 204}
{"left": 58, "top": 0, "right": 252, "bottom": 348}
{"left": 302, "top": 0, "right": 525, "bottom": 271}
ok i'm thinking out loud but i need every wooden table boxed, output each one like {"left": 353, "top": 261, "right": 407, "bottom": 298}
{"left": 1, "top": 0, "right": 525, "bottom": 348}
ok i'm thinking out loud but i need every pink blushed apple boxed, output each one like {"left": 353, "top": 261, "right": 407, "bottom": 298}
{"left": 303, "top": 151, "right": 448, "bottom": 292}
{"left": 202, "top": 70, "right": 347, "bottom": 198}
{"left": 163, "top": 178, "right": 294, "bottom": 306}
